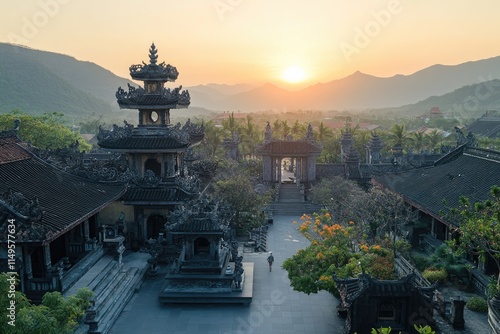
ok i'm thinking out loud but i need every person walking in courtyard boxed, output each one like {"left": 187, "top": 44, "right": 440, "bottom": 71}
{"left": 267, "top": 251, "right": 274, "bottom": 272}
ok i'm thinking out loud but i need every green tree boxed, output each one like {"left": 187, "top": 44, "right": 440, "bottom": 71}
{"left": 448, "top": 185, "right": 500, "bottom": 291}
{"left": 315, "top": 121, "right": 333, "bottom": 143}
{"left": 200, "top": 120, "right": 223, "bottom": 158}
{"left": 282, "top": 211, "right": 394, "bottom": 297}
{"left": 410, "top": 130, "right": 427, "bottom": 153}
{"left": 425, "top": 129, "right": 444, "bottom": 152}
{"left": 0, "top": 273, "right": 93, "bottom": 334}
{"left": 0, "top": 111, "right": 91, "bottom": 151}
{"left": 239, "top": 115, "right": 260, "bottom": 158}
{"left": 213, "top": 173, "right": 269, "bottom": 231}
{"left": 221, "top": 112, "right": 239, "bottom": 138}
{"left": 291, "top": 120, "right": 306, "bottom": 138}
{"left": 386, "top": 124, "right": 412, "bottom": 150}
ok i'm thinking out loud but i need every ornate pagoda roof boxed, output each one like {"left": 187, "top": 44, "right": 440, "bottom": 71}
{"left": 0, "top": 135, "right": 126, "bottom": 244}
{"left": 166, "top": 195, "right": 230, "bottom": 234}
{"left": 116, "top": 43, "right": 191, "bottom": 109}
{"left": 122, "top": 186, "right": 193, "bottom": 205}
{"left": 129, "top": 43, "right": 179, "bottom": 82}
{"left": 97, "top": 121, "right": 204, "bottom": 151}
{"left": 116, "top": 84, "right": 190, "bottom": 110}
{"left": 257, "top": 139, "right": 322, "bottom": 156}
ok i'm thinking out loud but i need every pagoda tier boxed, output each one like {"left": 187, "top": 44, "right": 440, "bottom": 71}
{"left": 115, "top": 43, "right": 190, "bottom": 113}
{"left": 129, "top": 43, "right": 179, "bottom": 82}
{"left": 116, "top": 84, "right": 190, "bottom": 110}
{"left": 97, "top": 121, "right": 204, "bottom": 152}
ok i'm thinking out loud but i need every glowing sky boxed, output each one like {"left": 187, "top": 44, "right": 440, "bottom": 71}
{"left": 2, "top": 0, "right": 500, "bottom": 88}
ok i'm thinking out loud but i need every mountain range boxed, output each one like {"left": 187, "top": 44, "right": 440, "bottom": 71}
{"left": 1, "top": 42, "right": 500, "bottom": 121}
{"left": 188, "top": 59, "right": 500, "bottom": 114}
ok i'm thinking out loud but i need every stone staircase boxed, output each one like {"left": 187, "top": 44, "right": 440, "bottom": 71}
{"left": 271, "top": 184, "right": 322, "bottom": 216}
{"left": 66, "top": 252, "right": 150, "bottom": 334}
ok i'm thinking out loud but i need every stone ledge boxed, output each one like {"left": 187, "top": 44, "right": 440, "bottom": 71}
{"left": 158, "top": 262, "right": 253, "bottom": 305}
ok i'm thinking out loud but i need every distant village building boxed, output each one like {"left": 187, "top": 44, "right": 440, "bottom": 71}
{"left": 416, "top": 106, "right": 444, "bottom": 120}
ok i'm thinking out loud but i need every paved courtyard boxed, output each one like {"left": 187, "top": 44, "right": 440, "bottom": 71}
{"left": 110, "top": 215, "right": 344, "bottom": 334}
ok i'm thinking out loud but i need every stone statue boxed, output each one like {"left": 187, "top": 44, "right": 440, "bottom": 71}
{"left": 264, "top": 122, "right": 272, "bottom": 142}
{"left": 455, "top": 126, "right": 466, "bottom": 146}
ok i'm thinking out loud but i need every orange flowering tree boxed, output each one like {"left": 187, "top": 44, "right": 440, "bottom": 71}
{"left": 282, "top": 211, "right": 394, "bottom": 297}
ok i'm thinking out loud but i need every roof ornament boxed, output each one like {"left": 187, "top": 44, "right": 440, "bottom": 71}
{"left": 149, "top": 43, "right": 158, "bottom": 65}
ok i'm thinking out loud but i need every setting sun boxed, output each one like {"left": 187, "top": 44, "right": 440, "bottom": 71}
{"left": 282, "top": 66, "right": 307, "bottom": 83}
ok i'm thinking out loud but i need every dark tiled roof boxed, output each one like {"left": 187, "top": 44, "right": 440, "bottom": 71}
{"left": 167, "top": 218, "right": 225, "bottom": 233}
{"left": 0, "top": 142, "right": 126, "bottom": 243}
{"left": 117, "top": 94, "right": 189, "bottom": 109}
{"left": 466, "top": 117, "right": 500, "bottom": 138}
{"left": 122, "top": 186, "right": 192, "bottom": 204}
{"left": 0, "top": 137, "right": 31, "bottom": 164}
{"left": 334, "top": 274, "right": 429, "bottom": 306}
{"left": 373, "top": 146, "right": 500, "bottom": 225}
{"left": 257, "top": 140, "right": 321, "bottom": 155}
{"left": 98, "top": 135, "right": 190, "bottom": 150}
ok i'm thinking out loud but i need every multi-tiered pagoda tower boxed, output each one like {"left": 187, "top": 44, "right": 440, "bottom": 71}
{"left": 98, "top": 43, "right": 203, "bottom": 243}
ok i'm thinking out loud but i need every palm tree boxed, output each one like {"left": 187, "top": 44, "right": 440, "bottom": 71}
{"left": 316, "top": 121, "right": 333, "bottom": 143}
{"left": 425, "top": 129, "right": 444, "bottom": 153}
{"left": 221, "top": 112, "right": 239, "bottom": 138}
{"left": 239, "top": 115, "right": 260, "bottom": 158}
{"left": 291, "top": 120, "right": 306, "bottom": 138}
{"left": 281, "top": 120, "right": 291, "bottom": 139}
{"left": 387, "top": 124, "right": 411, "bottom": 149}
{"left": 201, "top": 120, "right": 223, "bottom": 157}
{"left": 411, "top": 130, "right": 427, "bottom": 153}
{"left": 272, "top": 119, "right": 282, "bottom": 139}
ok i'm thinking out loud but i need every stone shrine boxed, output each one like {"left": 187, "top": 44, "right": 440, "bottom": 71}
{"left": 158, "top": 196, "right": 253, "bottom": 305}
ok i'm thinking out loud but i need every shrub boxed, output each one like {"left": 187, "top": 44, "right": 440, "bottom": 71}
{"left": 466, "top": 295, "right": 488, "bottom": 313}
{"left": 411, "top": 255, "right": 430, "bottom": 272}
{"left": 422, "top": 268, "right": 447, "bottom": 283}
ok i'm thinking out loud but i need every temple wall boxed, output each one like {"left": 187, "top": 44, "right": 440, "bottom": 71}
{"left": 315, "top": 163, "right": 346, "bottom": 179}
{"left": 99, "top": 201, "right": 132, "bottom": 225}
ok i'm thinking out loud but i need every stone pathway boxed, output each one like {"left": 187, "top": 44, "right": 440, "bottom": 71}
{"left": 110, "top": 215, "right": 344, "bottom": 334}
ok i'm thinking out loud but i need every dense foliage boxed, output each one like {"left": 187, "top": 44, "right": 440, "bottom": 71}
{"left": 0, "top": 273, "right": 93, "bottom": 334}
{"left": 310, "top": 176, "right": 417, "bottom": 239}
{"left": 210, "top": 158, "right": 271, "bottom": 232}
{"left": 282, "top": 211, "right": 395, "bottom": 297}
{"left": 0, "top": 111, "right": 91, "bottom": 151}
{"left": 466, "top": 295, "right": 488, "bottom": 313}
{"left": 446, "top": 185, "right": 500, "bottom": 290}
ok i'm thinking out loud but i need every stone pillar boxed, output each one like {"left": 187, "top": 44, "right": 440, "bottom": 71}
{"left": 43, "top": 244, "right": 52, "bottom": 271}
{"left": 308, "top": 155, "right": 316, "bottom": 182}
{"left": 23, "top": 247, "right": 33, "bottom": 279}
{"left": 262, "top": 156, "right": 272, "bottom": 182}
{"left": 84, "top": 220, "right": 90, "bottom": 240}
{"left": 278, "top": 158, "right": 282, "bottom": 183}
{"left": 166, "top": 155, "right": 175, "bottom": 177}
{"left": 296, "top": 158, "right": 301, "bottom": 187}
{"left": 450, "top": 297, "right": 465, "bottom": 329}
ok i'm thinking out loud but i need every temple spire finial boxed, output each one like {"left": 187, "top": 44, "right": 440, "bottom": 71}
{"left": 149, "top": 43, "right": 158, "bottom": 65}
